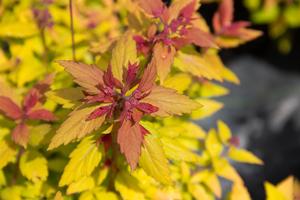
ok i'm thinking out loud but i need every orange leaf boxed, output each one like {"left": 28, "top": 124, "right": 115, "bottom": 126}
{"left": 152, "top": 43, "right": 176, "bottom": 82}
{"left": 57, "top": 61, "right": 104, "bottom": 95}
{"left": 117, "top": 121, "right": 143, "bottom": 170}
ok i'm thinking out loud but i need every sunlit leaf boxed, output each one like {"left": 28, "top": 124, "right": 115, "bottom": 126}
{"left": 48, "top": 105, "right": 105, "bottom": 149}
{"left": 228, "top": 146, "right": 263, "bottom": 165}
{"left": 142, "top": 86, "right": 201, "bottom": 117}
{"left": 59, "top": 136, "right": 103, "bottom": 186}
{"left": 111, "top": 32, "right": 137, "bottom": 82}
{"left": 20, "top": 150, "right": 48, "bottom": 182}
{"left": 139, "top": 134, "right": 171, "bottom": 185}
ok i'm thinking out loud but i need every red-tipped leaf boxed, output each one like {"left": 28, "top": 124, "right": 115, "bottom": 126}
{"left": 27, "top": 109, "right": 56, "bottom": 122}
{"left": 0, "top": 96, "right": 22, "bottom": 120}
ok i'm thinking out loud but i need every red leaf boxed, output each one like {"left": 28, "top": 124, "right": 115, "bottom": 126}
{"left": 136, "top": 102, "right": 158, "bottom": 114}
{"left": 12, "top": 122, "right": 29, "bottom": 148}
{"left": 27, "top": 109, "right": 56, "bottom": 121}
{"left": 123, "top": 62, "right": 139, "bottom": 88}
{"left": 117, "top": 120, "right": 143, "bottom": 170}
{"left": 34, "top": 73, "right": 55, "bottom": 95}
{"left": 86, "top": 105, "right": 111, "bottom": 121}
{"left": 179, "top": 0, "right": 197, "bottom": 20}
{"left": 103, "top": 65, "right": 123, "bottom": 89}
{"left": 23, "top": 89, "right": 39, "bottom": 112}
{"left": 57, "top": 60, "right": 104, "bottom": 95}
{"left": 185, "top": 28, "right": 218, "bottom": 48}
{"left": 131, "top": 108, "right": 143, "bottom": 123}
{"left": 138, "top": 0, "right": 165, "bottom": 17}
{"left": 0, "top": 96, "right": 22, "bottom": 120}
{"left": 137, "top": 60, "right": 157, "bottom": 93}
{"left": 213, "top": 0, "right": 233, "bottom": 33}
{"left": 221, "top": 21, "right": 250, "bottom": 36}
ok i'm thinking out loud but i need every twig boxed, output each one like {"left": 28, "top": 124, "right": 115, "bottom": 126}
{"left": 69, "top": 0, "right": 76, "bottom": 61}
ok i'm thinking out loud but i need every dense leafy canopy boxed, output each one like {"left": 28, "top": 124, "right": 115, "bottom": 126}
{"left": 0, "top": 0, "right": 296, "bottom": 199}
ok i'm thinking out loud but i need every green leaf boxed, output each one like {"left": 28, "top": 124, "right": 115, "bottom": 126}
{"left": 111, "top": 32, "right": 137, "bottom": 82}
{"left": 20, "top": 151, "right": 48, "bottom": 182}
{"left": 139, "top": 134, "right": 171, "bottom": 185}
{"left": 28, "top": 124, "right": 52, "bottom": 147}
{"left": 46, "top": 88, "right": 84, "bottom": 109}
{"left": 59, "top": 136, "right": 103, "bottom": 186}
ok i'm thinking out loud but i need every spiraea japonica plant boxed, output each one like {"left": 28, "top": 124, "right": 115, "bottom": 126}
{"left": 0, "top": 0, "right": 266, "bottom": 199}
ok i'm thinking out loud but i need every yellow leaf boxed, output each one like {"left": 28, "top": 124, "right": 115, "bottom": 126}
{"left": 161, "top": 138, "right": 201, "bottom": 163}
{"left": 95, "top": 166, "right": 109, "bottom": 185}
{"left": 67, "top": 176, "right": 95, "bottom": 194}
{"left": 265, "top": 182, "right": 288, "bottom": 200}
{"left": 139, "top": 134, "right": 171, "bottom": 185}
{"left": 94, "top": 191, "right": 119, "bottom": 200}
{"left": 0, "top": 170, "right": 6, "bottom": 186}
{"left": 48, "top": 105, "right": 105, "bottom": 149}
{"left": 0, "top": 185, "right": 23, "bottom": 200}
{"left": 200, "top": 82, "right": 229, "bottom": 97}
{"left": 163, "top": 73, "right": 192, "bottom": 94}
{"left": 188, "top": 183, "right": 213, "bottom": 200}
{"left": 217, "top": 120, "right": 232, "bottom": 144}
{"left": 191, "top": 99, "right": 223, "bottom": 120}
{"left": 213, "top": 158, "right": 243, "bottom": 184}
{"left": 79, "top": 188, "right": 119, "bottom": 200}
{"left": 111, "top": 32, "right": 137, "bottom": 82}
{"left": 228, "top": 147, "right": 263, "bottom": 165}
{"left": 54, "top": 191, "right": 63, "bottom": 200}
{"left": 174, "top": 51, "right": 223, "bottom": 81}
{"left": 205, "top": 129, "right": 223, "bottom": 158}
{"left": 59, "top": 136, "right": 103, "bottom": 186}
{"left": 228, "top": 183, "right": 251, "bottom": 200}
{"left": 20, "top": 151, "right": 48, "bottom": 182}
{"left": 0, "top": 22, "right": 38, "bottom": 38}
{"left": 203, "top": 172, "right": 222, "bottom": 198}
{"left": 203, "top": 51, "right": 240, "bottom": 84}
{"left": 277, "top": 176, "right": 294, "bottom": 200}
{"left": 142, "top": 86, "right": 201, "bottom": 117}
{"left": 12, "top": 56, "right": 46, "bottom": 87}
{"left": 180, "top": 162, "right": 191, "bottom": 183}
{"left": 115, "top": 171, "right": 146, "bottom": 200}
{"left": 46, "top": 88, "right": 84, "bottom": 109}
{"left": 192, "top": 169, "right": 222, "bottom": 198}
{"left": 0, "top": 138, "right": 17, "bottom": 169}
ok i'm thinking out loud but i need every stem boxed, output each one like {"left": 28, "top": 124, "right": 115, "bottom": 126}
{"left": 40, "top": 28, "right": 49, "bottom": 66}
{"left": 69, "top": 0, "right": 76, "bottom": 61}
{"left": 11, "top": 148, "right": 24, "bottom": 185}
{"left": 108, "top": 126, "right": 120, "bottom": 191}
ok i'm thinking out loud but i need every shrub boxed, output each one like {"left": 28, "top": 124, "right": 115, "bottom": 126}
{"left": 0, "top": 0, "right": 265, "bottom": 199}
